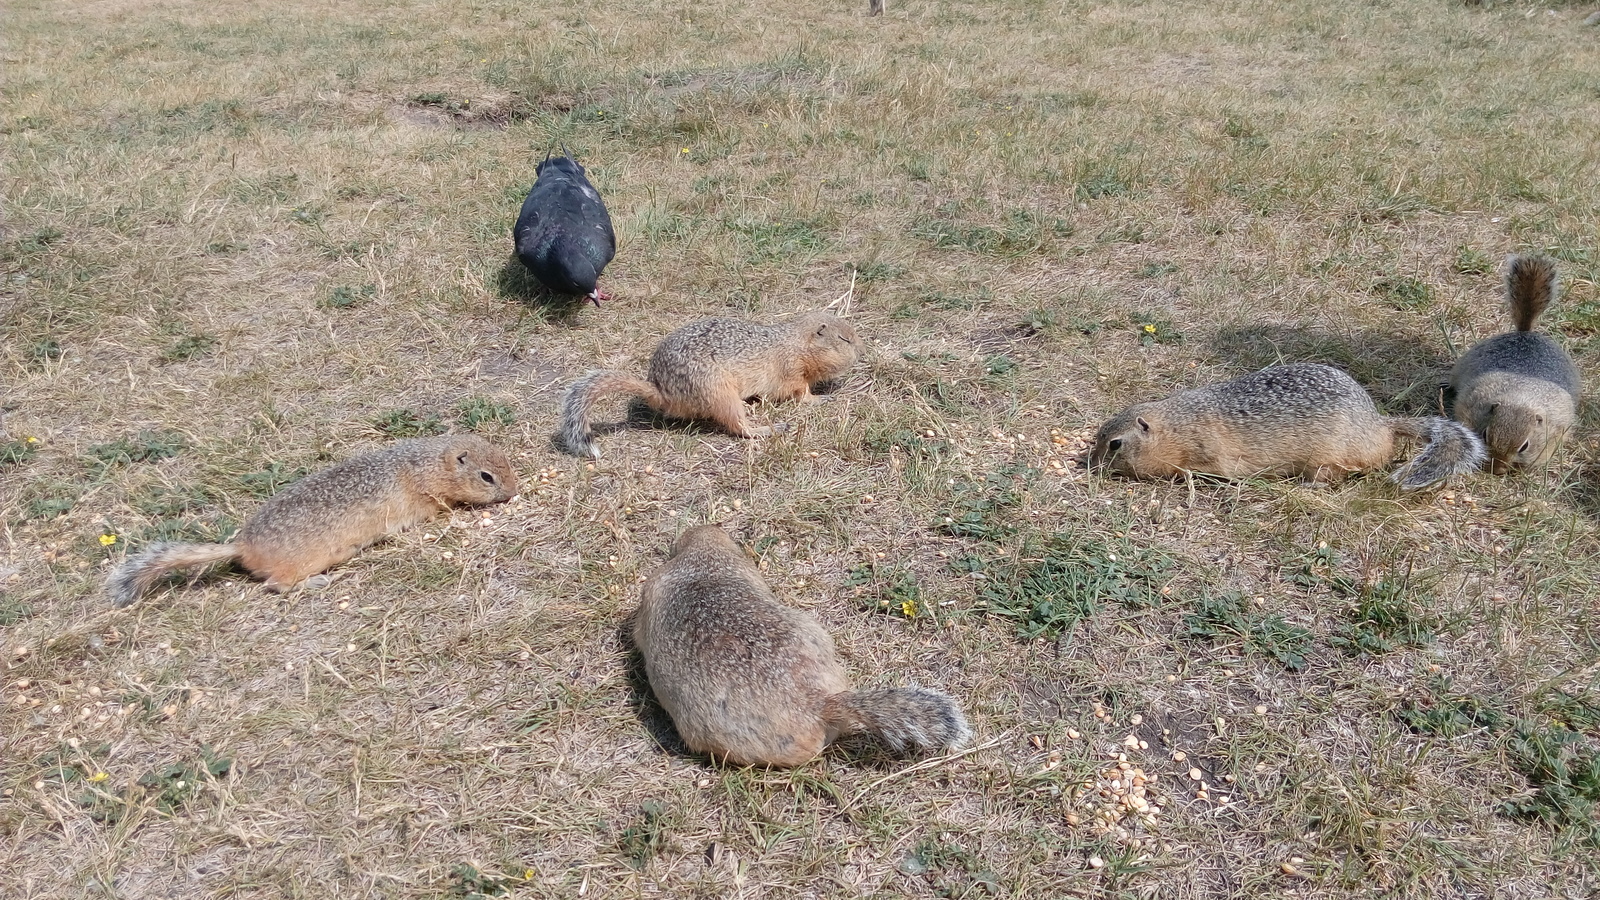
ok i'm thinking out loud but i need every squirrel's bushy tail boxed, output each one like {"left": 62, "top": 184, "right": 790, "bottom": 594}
{"left": 558, "top": 370, "right": 665, "bottom": 458}
{"left": 822, "top": 687, "right": 972, "bottom": 755}
{"left": 1507, "top": 253, "right": 1558, "bottom": 333}
{"left": 1389, "top": 417, "right": 1487, "bottom": 491}
{"left": 107, "top": 542, "right": 240, "bottom": 607}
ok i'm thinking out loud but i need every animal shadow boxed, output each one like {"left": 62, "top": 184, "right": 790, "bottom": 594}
{"left": 1554, "top": 399, "right": 1600, "bottom": 522}
{"left": 494, "top": 255, "right": 590, "bottom": 319}
{"left": 1208, "top": 323, "right": 1453, "bottom": 417}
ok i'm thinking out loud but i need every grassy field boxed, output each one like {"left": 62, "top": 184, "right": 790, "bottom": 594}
{"left": 5, "top": 0, "right": 1600, "bottom": 896}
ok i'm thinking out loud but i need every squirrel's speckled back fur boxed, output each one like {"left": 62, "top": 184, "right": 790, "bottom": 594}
{"left": 1091, "top": 363, "right": 1484, "bottom": 490}
{"left": 633, "top": 525, "right": 970, "bottom": 767}
{"left": 1450, "top": 254, "right": 1581, "bottom": 472}
{"left": 559, "top": 310, "right": 860, "bottom": 458}
{"left": 107, "top": 435, "right": 518, "bottom": 606}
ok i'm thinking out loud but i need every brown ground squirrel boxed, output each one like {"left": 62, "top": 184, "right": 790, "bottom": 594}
{"left": 1449, "top": 254, "right": 1581, "bottom": 473}
{"left": 558, "top": 310, "right": 860, "bottom": 458}
{"left": 1090, "top": 363, "right": 1485, "bottom": 490}
{"left": 107, "top": 435, "right": 519, "bottom": 606}
{"left": 632, "top": 525, "right": 971, "bottom": 767}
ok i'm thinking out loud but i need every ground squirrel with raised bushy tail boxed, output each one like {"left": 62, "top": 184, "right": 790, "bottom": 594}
{"left": 1090, "top": 363, "right": 1485, "bottom": 490}
{"left": 559, "top": 311, "right": 860, "bottom": 458}
{"left": 108, "top": 435, "right": 519, "bottom": 606}
{"left": 1450, "top": 254, "right": 1581, "bottom": 473}
{"left": 633, "top": 525, "right": 970, "bottom": 767}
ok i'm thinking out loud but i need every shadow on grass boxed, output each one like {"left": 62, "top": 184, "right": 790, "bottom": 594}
{"left": 549, "top": 401, "right": 767, "bottom": 459}
{"left": 1554, "top": 399, "right": 1600, "bottom": 522}
{"left": 493, "top": 255, "right": 591, "bottom": 321}
{"left": 1207, "top": 323, "right": 1454, "bottom": 417}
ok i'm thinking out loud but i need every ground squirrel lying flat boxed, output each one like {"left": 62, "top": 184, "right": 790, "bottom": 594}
{"left": 108, "top": 435, "right": 519, "bottom": 607}
{"left": 1090, "top": 363, "right": 1485, "bottom": 490}
{"left": 633, "top": 526, "right": 971, "bottom": 767}
{"left": 558, "top": 310, "right": 860, "bottom": 458}
{"left": 1450, "top": 254, "right": 1581, "bottom": 473}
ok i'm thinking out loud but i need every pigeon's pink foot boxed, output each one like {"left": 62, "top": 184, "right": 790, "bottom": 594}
{"left": 588, "top": 287, "right": 613, "bottom": 306}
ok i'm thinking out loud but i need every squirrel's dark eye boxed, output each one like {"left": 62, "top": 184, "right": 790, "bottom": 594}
{"left": 480, "top": 471, "right": 496, "bottom": 484}
{"left": 1107, "top": 438, "right": 1123, "bottom": 453}
{"left": 1518, "top": 440, "right": 1531, "bottom": 455}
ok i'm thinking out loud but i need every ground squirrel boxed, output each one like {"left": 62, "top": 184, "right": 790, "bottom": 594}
{"left": 1090, "top": 363, "right": 1486, "bottom": 490}
{"left": 107, "top": 435, "right": 519, "bottom": 607}
{"left": 558, "top": 310, "right": 860, "bottom": 458}
{"left": 633, "top": 525, "right": 971, "bottom": 767}
{"left": 1449, "top": 254, "right": 1581, "bottom": 473}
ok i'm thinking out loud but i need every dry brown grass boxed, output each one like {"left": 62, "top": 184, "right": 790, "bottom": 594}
{"left": 4, "top": 0, "right": 1600, "bottom": 897}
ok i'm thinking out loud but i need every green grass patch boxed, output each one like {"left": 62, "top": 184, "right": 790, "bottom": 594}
{"left": 846, "top": 563, "right": 924, "bottom": 619}
{"left": 1185, "top": 592, "right": 1313, "bottom": 669}
{"left": 1401, "top": 682, "right": 1600, "bottom": 843}
{"left": 934, "top": 464, "right": 1036, "bottom": 540}
{"left": 159, "top": 333, "right": 217, "bottom": 364}
{"left": 1372, "top": 275, "right": 1433, "bottom": 311}
{"left": 323, "top": 283, "right": 376, "bottom": 309}
{"left": 373, "top": 408, "right": 445, "bottom": 438}
{"left": 617, "top": 800, "right": 673, "bottom": 867}
{"left": 974, "top": 530, "right": 1173, "bottom": 640}
{"left": 1, "top": 437, "right": 41, "bottom": 468}
{"left": 234, "top": 462, "right": 312, "bottom": 498}
{"left": 86, "top": 431, "right": 186, "bottom": 471}
{"left": 456, "top": 397, "right": 515, "bottom": 430}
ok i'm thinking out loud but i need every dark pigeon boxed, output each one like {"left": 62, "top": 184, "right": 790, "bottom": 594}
{"left": 513, "top": 148, "right": 616, "bottom": 305}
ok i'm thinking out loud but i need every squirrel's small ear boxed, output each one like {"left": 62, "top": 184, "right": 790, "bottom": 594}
{"left": 816, "top": 324, "right": 827, "bottom": 336}
{"left": 457, "top": 452, "right": 469, "bottom": 466}
{"left": 1136, "top": 416, "right": 1151, "bottom": 433}
{"left": 1489, "top": 403, "right": 1498, "bottom": 414}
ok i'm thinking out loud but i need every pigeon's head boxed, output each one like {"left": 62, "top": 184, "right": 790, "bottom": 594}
{"left": 536, "top": 149, "right": 586, "bottom": 180}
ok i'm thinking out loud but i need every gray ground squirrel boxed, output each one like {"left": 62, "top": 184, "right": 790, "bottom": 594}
{"left": 632, "top": 525, "right": 971, "bottom": 767}
{"left": 558, "top": 310, "right": 860, "bottom": 458}
{"left": 1090, "top": 363, "right": 1486, "bottom": 490}
{"left": 107, "top": 435, "right": 519, "bottom": 607}
{"left": 1449, "top": 253, "right": 1581, "bottom": 473}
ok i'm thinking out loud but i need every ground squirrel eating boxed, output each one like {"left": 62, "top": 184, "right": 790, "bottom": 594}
{"left": 1449, "top": 254, "right": 1581, "bottom": 473}
{"left": 633, "top": 525, "right": 971, "bottom": 767}
{"left": 558, "top": 310, "right": 860, "bottom": 458}
{"left": 107, "top": 435, "right": 519, "bottom": 606}
{"left": 1090, "top": 363, "right": 1485, "bottom": 490}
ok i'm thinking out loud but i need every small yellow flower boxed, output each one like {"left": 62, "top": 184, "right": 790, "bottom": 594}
{"left": 1143, "top": 324, "right": 1157, "bottom": 333}
{"left": 523, "top": 869, "right": 535, "bottom": 880}
{"left": 900, "top": 597, "right": 918, "bottom": 618}
{"left": 98, "top": 534, "right": 117, "bottom": 546}
{"left": 26, "top": 436, "right": 39, "bottom": 444}
{"left": 89, "top": 772, "right": 109, "bottom": 783}
{"left": 680, "top": 148, "right": 690, "bottom": 154}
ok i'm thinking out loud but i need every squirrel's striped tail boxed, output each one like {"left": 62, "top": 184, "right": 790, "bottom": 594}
{"left": 558, "top": 370, "right": 666, "bottom": 458}
{"left": 822, "top": 687, "right": 971, "bottom": 755}
{"left": 1506, "top": 253, "right": 1558, "bottom": 333}
{"left": 1389, "top": 417, "right": 1486, "bottom": 491}
{"left": 107, "top": 542, "right": 240, "bottom": 607}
